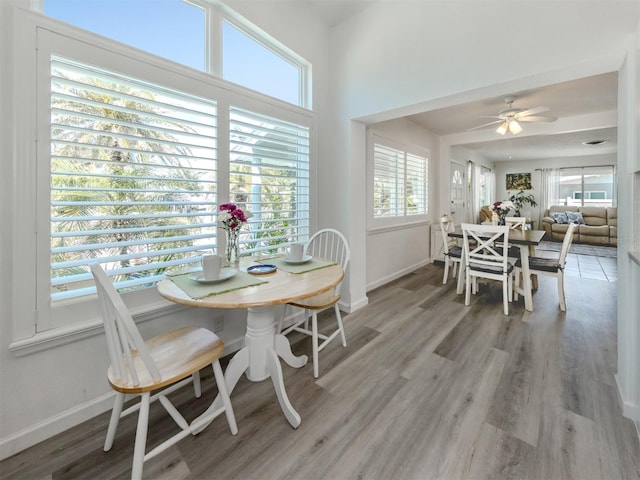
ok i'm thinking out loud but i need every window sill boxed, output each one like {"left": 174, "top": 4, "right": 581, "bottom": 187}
{"left": 368, "top": 219, "right": 431, "bottom": 235}
{"left": 630, "top": 250, "right": 640, "bottom": 267}
{"left": 9, "top": 299, "right": 184, "bottom": 357}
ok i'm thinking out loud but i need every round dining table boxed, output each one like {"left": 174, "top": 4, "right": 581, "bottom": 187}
{"left": 156, "top": 256, "right": 344, "bottom": 429}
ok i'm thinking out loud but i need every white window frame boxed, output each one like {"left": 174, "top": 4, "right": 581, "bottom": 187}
{"left": 39, "top": 0, "right": 312, "bottom": 109}
{"left": 10, "top": 9, "right": 316, "bottom": 348}
{"left": 367, "top": 134, "right": 429, "bottom": 230}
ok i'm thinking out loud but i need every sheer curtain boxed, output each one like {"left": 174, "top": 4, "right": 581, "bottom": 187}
{"left": 538, "top": 168, "right": 560, "bottom": 225}
{"left": 467, "top": 161, "right": 478, "bottom": 223}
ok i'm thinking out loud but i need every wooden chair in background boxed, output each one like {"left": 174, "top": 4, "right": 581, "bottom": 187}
{"left": 461, "top": 223, "right": 515, "bottom": 316}
{"left": 440, "top": 216, "right": 462, "bottom": 284}
{"left": 514, "top": 222, "right": 577, "bottom": 311}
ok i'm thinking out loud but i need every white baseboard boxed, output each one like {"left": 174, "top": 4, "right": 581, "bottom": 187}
{"left": 366, "top": 260, "right": 430, "bottom": 292}
{"left": 1, "top": 333, "right": 248, "bottom": 462}
{"left": 615, "top": 373, "right": 640, "bottom": 443}
{"left": 0, "top": 391, "right": 115, "bottom": 461}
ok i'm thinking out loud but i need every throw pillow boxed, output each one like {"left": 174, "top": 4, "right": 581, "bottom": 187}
{"left": 566, "top": 211, "right": 585, "bottom": 225}
{"left": 551, "top": 212, "right": 568, "bottom": 224}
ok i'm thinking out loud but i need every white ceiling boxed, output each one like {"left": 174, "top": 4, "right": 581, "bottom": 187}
{"left": 302, "top": 1, "right": 620, "bottom": 163}
{"left": 406, "top": 72, "right": 619, "bottom": 162}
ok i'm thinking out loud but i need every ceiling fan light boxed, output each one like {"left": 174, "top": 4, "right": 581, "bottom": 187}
{"left": 509, "top": 120, "right": 523, "bottom": 134}
{"left": 496, "top": 122, "right": 508, "bottom": 135}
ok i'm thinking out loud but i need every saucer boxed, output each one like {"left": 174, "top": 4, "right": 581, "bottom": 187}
{"left": 282, "top": 254, "right": 312, "bottom": 264}
{"left": 247, "top": 264, "right": 277, "bottom": 275}
{"left": 189, "top": 267, "right": 237, "bottom": 283}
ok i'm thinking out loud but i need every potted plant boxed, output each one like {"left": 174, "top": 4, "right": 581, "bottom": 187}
{"left": 507, "top": 190, "right": 537, "bottom": 216}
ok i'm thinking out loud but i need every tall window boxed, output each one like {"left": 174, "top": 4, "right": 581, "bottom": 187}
{"left": 229, "top": 107, "right": 310, "bottom": 252}
{"left": 557, "top": 166, "right": 616, "bottom": 207}
{"left": 42, "top": 0, "right": 310, "bottom": 108}
{"left": 372, "top": 139, "right": 428, "bottom": 223}
{"left": 50, "top": 57, "right": 218, "bottom": 302}
{"left": 478, "top": 166, "right": 492, "bottom": 207}
{"left": 13, "top": 15, "right": 314, "bottom": 337}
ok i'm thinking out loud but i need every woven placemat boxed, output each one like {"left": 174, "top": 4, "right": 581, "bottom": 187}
{"left": 168, "top": 270, "right": 267, "bottom": 299}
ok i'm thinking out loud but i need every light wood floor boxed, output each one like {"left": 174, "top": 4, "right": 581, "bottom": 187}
{"left": 2, "top": 262, "right": 639, "bottom": 479}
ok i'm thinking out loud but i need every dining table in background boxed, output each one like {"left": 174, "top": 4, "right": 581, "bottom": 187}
{"left": 448, "top": 227, "right": 546, "bottom": 312}
{"left": 156, "top": 256, "right": 344, "bottom": 430}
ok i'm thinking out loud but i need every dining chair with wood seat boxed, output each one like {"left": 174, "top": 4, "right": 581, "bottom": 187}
{"left": 278, "top": 228, "right": 350, "bottom": 378}
{"left": 461, "top": 223, "right": 515, "bottom": 316}
{"left": 440, "top": 216, "right": 463, "bottom": 284}
{"left": 91, "top": 264, "right": 237, "bottom": 480}
{"left": 514, "top": 222, "right": 577, "bottom": 311}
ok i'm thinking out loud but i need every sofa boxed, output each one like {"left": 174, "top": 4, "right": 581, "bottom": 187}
{"left": 542, "top": 206, "right": 617, "bottom": 245}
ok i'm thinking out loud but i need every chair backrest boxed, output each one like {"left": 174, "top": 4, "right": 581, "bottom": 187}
{"left": 505, "top": 216, "right": 528, "bottom": 230}
{"left": 439, "top": 217, "right": 456, "bottom": 254}
{"left": 305, "top": 229, "right": 350, "bottom": 292}
{"left": 558, "top": 223, "right": 578, "bottom": 267}
{"left": 461, "top": 223, "right": 511, "bottom": 272}
{"left": 91, "top": 264, "right": 159, "bottom": 387}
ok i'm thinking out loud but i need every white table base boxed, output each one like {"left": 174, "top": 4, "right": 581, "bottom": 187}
{"left": 191, "top": 305, "right": 307, "bottom": 433}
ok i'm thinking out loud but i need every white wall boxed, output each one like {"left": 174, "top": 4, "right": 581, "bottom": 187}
{"left": 615, "top": 20, "right": 640, "bottom": 434}
{"left": 365, "top": 118, "right": 438, "bottom": 290}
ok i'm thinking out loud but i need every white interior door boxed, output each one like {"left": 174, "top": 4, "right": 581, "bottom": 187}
{"left": 450, "top": 161, "right": 466, "bottom": 224}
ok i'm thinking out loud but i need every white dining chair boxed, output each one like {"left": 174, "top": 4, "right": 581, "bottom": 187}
{"left": 91, "top": 264, "right": 237, "bottom": 480}
{"left": 440, "top": 216, "right": 462, "bottom": 284}
{"left": 278, "top": 228, "right": 350, "bottom": 378}
{"left": 461, "top": 223, "right": 515, "bottom": 316}
{"left": 514, "top": 222, "right": 577, "bottom": 311}
{"left": 505, "top": 216, "right": 529, "bottom": 230}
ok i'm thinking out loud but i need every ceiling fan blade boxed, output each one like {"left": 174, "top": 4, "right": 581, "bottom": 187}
{"left": 518, "top": 115, "right": 558, "bottom": 123}
{"left": 467, "top": 119, "right": 503, "bottom": 131}
{"left": 517, "top": 106, "right": 549, "bottom": 117}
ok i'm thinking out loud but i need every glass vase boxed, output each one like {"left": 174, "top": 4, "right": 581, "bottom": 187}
{"left": 225, "top": 229, "right": 239, "bottom": 266}
{"left": 498, "top": 216, "right": 506, "bottom": 226}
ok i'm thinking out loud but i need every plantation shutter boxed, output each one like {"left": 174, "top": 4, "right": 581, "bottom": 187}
{"left": 406, "top": 152, "right": 428, "bottom": 215}
{"left": 373, "top": 144, "right": 405, "bottom": 218}
{"left": 229, "top": 106, "right": 310, "bottom": 254}
{"left": 50, "top": 56, "right": 218, "bottom": 301}
{"left": 373, "top": 142, "right": 428, "bottom": 219}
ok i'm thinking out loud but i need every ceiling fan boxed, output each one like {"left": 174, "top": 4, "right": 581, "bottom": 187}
{"left": 469, "top": 95, "right": 557, "bottom": 135}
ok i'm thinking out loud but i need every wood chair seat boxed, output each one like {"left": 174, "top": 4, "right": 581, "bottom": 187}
{"left": 107, "top": 326, "right": 225, "bottom": 394}
{"left": 288, "top": 288, "right": 341, "bottom": 311}
{"left": 515, "top": 256, "right": 561, "bottom": 273}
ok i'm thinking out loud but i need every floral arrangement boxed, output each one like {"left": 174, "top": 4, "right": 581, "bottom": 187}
{"left": 491, "top": 200, "right": 515, "bottom": 217}
{"left": 218, "top": 203, "right": 248, "bottom": 232}
{"left": 218, "top": 203, "right": 249, "bottom": 263}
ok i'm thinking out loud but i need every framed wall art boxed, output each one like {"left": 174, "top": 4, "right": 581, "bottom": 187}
{"left": 506, "top": 172, "right": 532, "bottom": 190}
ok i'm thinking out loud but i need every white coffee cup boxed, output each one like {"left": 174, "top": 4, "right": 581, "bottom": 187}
{"left": 288, "top": 243, "right": 305, "bottom": 262}
{"left": 202, "top": 254, "right": 223, "bottom": 280}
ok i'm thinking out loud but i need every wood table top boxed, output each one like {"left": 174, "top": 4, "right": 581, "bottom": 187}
{"left": 448, "top": 227, "right": 545, "bottom": 246}
{"left": 157, "top": 256, "right": 344, "bottom": 309}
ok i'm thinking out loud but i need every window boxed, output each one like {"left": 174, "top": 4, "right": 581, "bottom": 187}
{"left": 372, "top": 139, "right": 428, "bottom": 224}
{"left": 13, "top": 13, "right": 314, "bottom": 338}
{"left": 50, "top": 56, "right": 218, "bottom": 302}
{"left": 42, "top": 0, "right": 310, "bottom": 108}
{"left": 229, "top": 107, "right": 310, "bottom": 252}
{"left": 557, "top": 166, "right": 616, "bottom": 207}
{"left": 478, "top": 166, "right": 492, "bottom": 207}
